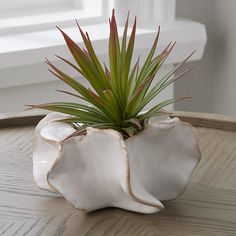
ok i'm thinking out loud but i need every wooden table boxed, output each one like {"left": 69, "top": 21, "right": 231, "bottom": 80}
{"left": 0, "top": 111, "right": 236, "bottom": 236}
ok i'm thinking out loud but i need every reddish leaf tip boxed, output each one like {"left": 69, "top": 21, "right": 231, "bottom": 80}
{"left": 75, "top": 19, "right": 79, "bottom": 26}
{"left": 24, "top": 104, "right": 38, "bottom": 111}
{"left": 177, "top": 96, "right": 192, "bottom": 101}
{"left": 56, "top": 26, "right": 62, "bottom": 32}
{"left": 76, "top": 19, "right": 85, "bottom": 36}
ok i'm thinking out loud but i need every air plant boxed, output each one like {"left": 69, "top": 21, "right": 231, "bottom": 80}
{"left": 27, "top": 10, "right": 193, "bottom": 138}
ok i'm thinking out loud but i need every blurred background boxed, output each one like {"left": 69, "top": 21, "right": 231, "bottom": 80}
{"left": 0, "top": 0, "right": 235, "bottom": 116}
{"left": 176, "top": 0, "right": 236, "bottom": 116}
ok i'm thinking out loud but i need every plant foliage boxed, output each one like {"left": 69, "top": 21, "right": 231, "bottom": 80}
{"left": 27, "top": 10, "right": 193, "bottom": 138}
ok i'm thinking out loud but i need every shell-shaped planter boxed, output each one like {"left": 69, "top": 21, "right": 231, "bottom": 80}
{"left": 33, "top": 112, "right": 201, "bottom": 214}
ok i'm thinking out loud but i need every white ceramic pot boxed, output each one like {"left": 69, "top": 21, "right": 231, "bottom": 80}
{"left": 33, "top": 112, "right": 201, "bottom": 214}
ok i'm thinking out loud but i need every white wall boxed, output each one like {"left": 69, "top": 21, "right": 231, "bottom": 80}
{"left": 212, "top": 0, "right": 236, "bottom": 115}
{"left": 176, "top": 0, "right": 236, "bottom": 116}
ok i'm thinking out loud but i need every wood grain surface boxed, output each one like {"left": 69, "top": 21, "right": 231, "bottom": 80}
{"left": 0, "top": 112, "right": 236, "bottom": 235}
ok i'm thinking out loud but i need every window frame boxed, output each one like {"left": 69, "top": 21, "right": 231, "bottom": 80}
{"left": 113, "top": 0, "right": 176, "bottom": 26}
{"left": 0, "top": 0, "right": 110, "bottom": 34}
{"left": 0, "top": 0, "right": 176, "bottom": 35}
{"left": 0, "top": 0, "right": 77, "bottom": 12}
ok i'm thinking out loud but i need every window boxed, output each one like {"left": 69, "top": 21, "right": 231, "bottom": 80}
{"left": 0, "top": 0, "right": 79, "bottom": 13}
{"left": 0, "top": 0, "right": 207, "bottom": 71}
{"left": 0, "top": 0, "right": 109, "bottom": 34}
{"left": 0, "top": 0, "right": 177, "bottom": 34}
{"left": 113, "top": 0, "right": 176, "bottom": 26}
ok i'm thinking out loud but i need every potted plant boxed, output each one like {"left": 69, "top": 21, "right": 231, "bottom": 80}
{"left": 29, "top": 10, "right": 201, "bottom": 214}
